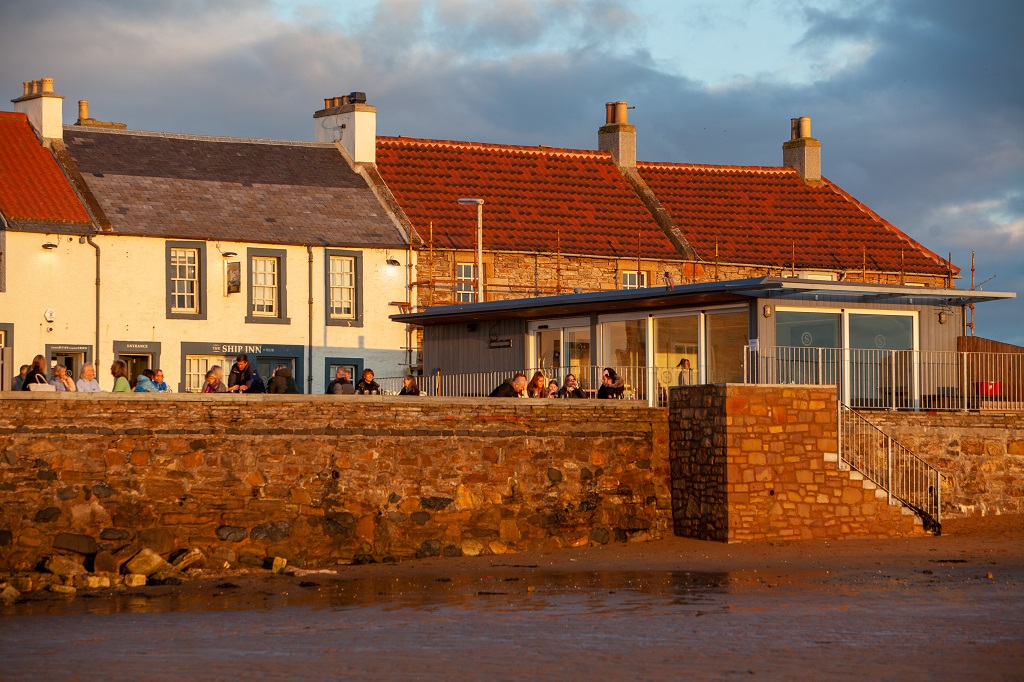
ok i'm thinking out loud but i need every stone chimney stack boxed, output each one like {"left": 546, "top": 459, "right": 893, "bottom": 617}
{"left": 11, "top": 77, "right": 64, "bottom": 143}
{"left": 598, "top": 100, "right": 636, "bottom": 168}
{"left": 314, "top": 92, "right": 376, "bottom": 165}
{"left": 782, "top": 116, "right": 821, "bottom": 185}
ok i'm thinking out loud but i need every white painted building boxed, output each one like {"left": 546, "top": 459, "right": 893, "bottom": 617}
{"left": 1, "top": 78, "right": 417, "bottom": 392}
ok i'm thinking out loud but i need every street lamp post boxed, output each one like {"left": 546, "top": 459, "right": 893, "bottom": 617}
{"left": 457, "top": 198, "right": 484, "bottom": 302}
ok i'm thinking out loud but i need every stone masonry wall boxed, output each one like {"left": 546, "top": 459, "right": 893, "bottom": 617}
{"left": 0, "top": 394, "right": 670, "bottom": 571}
{"left": 861, "top": 411, "right": 1024, "bottom": 517}
{"left": 669, "top": 384, "right": 923, "bottom": 542}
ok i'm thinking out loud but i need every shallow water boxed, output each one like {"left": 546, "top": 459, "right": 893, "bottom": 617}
{"left": 3, "top": 570, "right": 1022, "bottom": 680}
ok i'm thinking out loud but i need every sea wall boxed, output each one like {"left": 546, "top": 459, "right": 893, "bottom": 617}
{"left": 0, "top": 394, "right": 670, "bottom": 571}
{"left": 668, "top": 384, "right": 924, "bottom": 542}
{"left": 863, "top": 411, "right": 1024, "bottom": 516}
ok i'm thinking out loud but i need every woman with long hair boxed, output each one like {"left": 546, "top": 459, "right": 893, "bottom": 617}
{"left": 110, "top": 360, "right": 131, "bottom": 393}
{"left": 20, "top": 354, "right": 48, "bottom": 391}
{"left": 526, "top": 371, "right": 547, "bottom": 398}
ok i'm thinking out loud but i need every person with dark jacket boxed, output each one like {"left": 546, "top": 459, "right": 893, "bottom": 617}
{"left": 327, "top": 368, "right": 353, "bottom": 394}
{"left": 227, "top": 354, "right": 266, "bottom": 393}
{"left": 596, "top": 367, "right": 625, "bottom": 399}
{"left": 20, "top": 355, "right": 48, "bottom": 391}
{"left": 556, "top": 373, "right": 586, "bottom": 399}
{"left": 355, "top": 368, "right": 380, "bottom": 394}
{"left": 267, "top": 365, "right": 300, "bottom": 394}
{"left": 489, "top": 372, "right": 527, "bottom": 398}
{"left": 398, "top": 375, "right": 420, "bottom": 396}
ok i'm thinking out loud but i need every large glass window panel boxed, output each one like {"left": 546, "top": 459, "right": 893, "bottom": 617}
{"left": 654, "top": 315, "right": 698, "bottom": 387}
{"left": 706, "top": 310, "right": 748, "bottom": 383}
{"left": 771, "top": 311, "right": 842, "bottom": 384}
{"left": 849, "top": 313, "right": 915, "bottom": 408}
{"left": 565, "top": 327, "right": 592, "bottom": 389}
{"left": 535, "top": 330, "right": 561, "bottom": 373}
{"left": 602, "top": 319, "right": 647, "bottom": 370}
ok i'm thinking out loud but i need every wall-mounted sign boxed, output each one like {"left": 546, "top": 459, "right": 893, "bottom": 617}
{"left": 225, "top": 261, "right": 241, "bottom": 295}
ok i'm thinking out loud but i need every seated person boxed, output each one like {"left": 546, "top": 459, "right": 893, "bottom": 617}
{"left": 49, "top": 364, "right": 77, "bottom": 392}
{"left": 489, "top": 372, "right": 527, "bottom": 398}
{"left": 327, "top": 368, "right": 353, "bottom": 394}
{"left": 355, "top": 368, "right": 380, "bottom": 394}
{"left": 546, "top": 379, "right": 560, "bottom": 397}
{"left": 76, "top": 362, "right": 102, "bottom": 392}
{"left": 267, "top": 365, "right": 300, "bottom": 394}
{"left": 526, "top": 371, "right": 547, "bottom": 398}
{"left": 152, "top": 368, "right": 170, "bottom": 392}
{"left": 556, "top": 374, "right": 586, "bottom": 399}
{"left": 203, "top": 366, "right": 228, "bottom": 393}
{"left": 596, "top": 368, "right": 624, "bottom": 399}
{"left": 134, "top": 368, "right": 158, "bottom": 392}
{"left": 398, "top": 375, "right": 420, "bottom": 396}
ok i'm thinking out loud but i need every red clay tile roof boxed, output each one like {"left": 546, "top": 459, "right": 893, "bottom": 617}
{"left": 636, "top": 162, "right": 953, "bottom": 276}
{"left": 0, "top": 112, "right": 92, "bottom": 230}
{"left": 374, "top": 137, "right": 679, "bottom": 260}
{"left": 62, "top": 127, "right": 408, "bottom": 247}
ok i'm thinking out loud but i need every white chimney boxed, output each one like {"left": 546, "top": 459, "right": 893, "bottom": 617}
{"left": 314, "top": 92, "right": 376, "bottom": 165}
{"left": 11, "top": 77, "right": 64, "bottom": 143}
{"left": 598, "top": 100, "right": 636, "bottom": 168}
{"left": 782, "top": 116, "right": 821, "bottom": 185}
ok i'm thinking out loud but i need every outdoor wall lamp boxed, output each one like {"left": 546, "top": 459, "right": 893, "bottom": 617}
{"left": 386, "top": 257, "right": 401, "bottom": 267}
{"left": 763, "top": 304, "right": 773, "bottom": 318}
{"left": 938, "top": 311, "right": 948, "bottom": 325}
{"left": 222, "top": 251, "right": 237, "bottom": 258}
{"left": 42, "top": 241, "right": 58, "bottom": 250}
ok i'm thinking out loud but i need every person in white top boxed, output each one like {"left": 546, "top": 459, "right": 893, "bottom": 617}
{"left": 76, "top": 362, "right": 103, "bottom": 392}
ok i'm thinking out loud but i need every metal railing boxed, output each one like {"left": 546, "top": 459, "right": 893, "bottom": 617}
{"left": 838, "top": 402, "right": 941, "bottom": 533}
{"left": 379, "top": 365, "right": 695, "bottom": 406}
{"left": 745, "top": 345, "right": 1024, "bottom": 412}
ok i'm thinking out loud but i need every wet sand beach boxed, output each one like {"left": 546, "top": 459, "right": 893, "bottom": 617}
{"left": 3, "top": 515, "right": 1023, "bottom": 681}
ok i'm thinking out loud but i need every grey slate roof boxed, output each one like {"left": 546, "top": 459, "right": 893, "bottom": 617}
{"left": 62, "top": 127, "right": 407, "bottom": 248}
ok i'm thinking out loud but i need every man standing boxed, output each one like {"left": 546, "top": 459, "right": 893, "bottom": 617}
{"left": 227, "top": 354, "right": 266, "bottom": 393}
{"left": 489, "top": 372, "right": 527, "bottom": 398}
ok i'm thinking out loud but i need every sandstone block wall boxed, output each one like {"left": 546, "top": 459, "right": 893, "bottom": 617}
{"left": 862, "top": 411, "right": 1024, "bottom": 516}
{"left": 0, "top": 394, "right": 670, "bottom": 571}
{"left": 669, "top": 384, "right": 923, "bottom": 542}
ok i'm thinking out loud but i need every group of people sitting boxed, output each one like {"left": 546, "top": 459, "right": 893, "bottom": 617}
{"left": 489, "top": 368, "right": 625, "bottom": 399}
{"left": 326, "top": 367, "right": 420, "bottom": 396}
{"left": 199, "top": 353, "right": 298, "bottom": 394}
{"left": 14, "top": 355, "right": 169, "bottom": 393}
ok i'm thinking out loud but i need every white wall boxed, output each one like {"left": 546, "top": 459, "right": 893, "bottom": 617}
{"left": 0, "top": 231, "right": 414, "bottom": 392}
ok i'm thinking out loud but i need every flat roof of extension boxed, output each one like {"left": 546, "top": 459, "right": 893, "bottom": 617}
{"left": 392, "top": 277, "right": 1016, "bottom": 325}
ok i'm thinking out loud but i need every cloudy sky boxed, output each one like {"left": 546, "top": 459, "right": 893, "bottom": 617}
{"left": 3, "top": 0, "right": 1022, "bottom": 343}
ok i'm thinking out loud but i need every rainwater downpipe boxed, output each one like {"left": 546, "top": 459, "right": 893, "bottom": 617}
{"left": 307, "top": 245, "right": 314, "bottom": 393}
{"left": 86, "top": 235, "right": 101, "bottom": 368}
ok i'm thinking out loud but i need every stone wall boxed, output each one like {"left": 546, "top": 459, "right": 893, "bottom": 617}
{"left": 860, "top": 411, "right": 1024, "bottom": 516}
{"left": 0, "top": 394, "right": 670, "bottom": 571}
{"left": 669, "top": 384, "right": 923, "bottom": 542}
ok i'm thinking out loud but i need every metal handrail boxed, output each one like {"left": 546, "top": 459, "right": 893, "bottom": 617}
{"left": 838, "top": 402, "right": 942, "bottom": 533}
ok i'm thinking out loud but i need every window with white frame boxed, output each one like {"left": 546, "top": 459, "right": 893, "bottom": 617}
{"left": 251, "top": 256, "right": 278, "bottom": 316}
{"left": 246, "top": 248, "right": 289, "bottom": 324}
{"left": 621, "top": 270, "right": 646, "bottom": 290}
{"left": 166, "top": 241, "right": 206, "bottom": 319}
{"left": 170, "top": 248, "right": 199, "bottom": 313}
{"left": 456, "top": 263, "right": 477, "bottom": 303}
{"left": 185, "top": 355, "right": 226, "bottom": 393}
{"left": 329, "top": 256, "right": 355, "bottom": 319}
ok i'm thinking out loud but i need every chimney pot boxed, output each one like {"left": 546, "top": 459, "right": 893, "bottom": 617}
{"left": 41, "top": 78, "right": 54, "bottom": 94}
{"left": 798, "top": 116, "right": 811, "bottom": 138}
{"left": 605, "top": 102, "right": 615, "bottom": 125}
{"left": 613, "top": 101, "right": 628, "bottom": 124}
{"left": 78, "top": 100, "right": 89, "bottom": 121}
{"left": 790, "top": 117, "right": 800, "bottom": 140}
{"left": 32, "top": 79, "right": 41, "bottom": 94}
{"left": 324, "top": 97, "right": 333, "bottom": 109}
{"left": 22, "top": 81, "right": 30, "bottom": 96}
